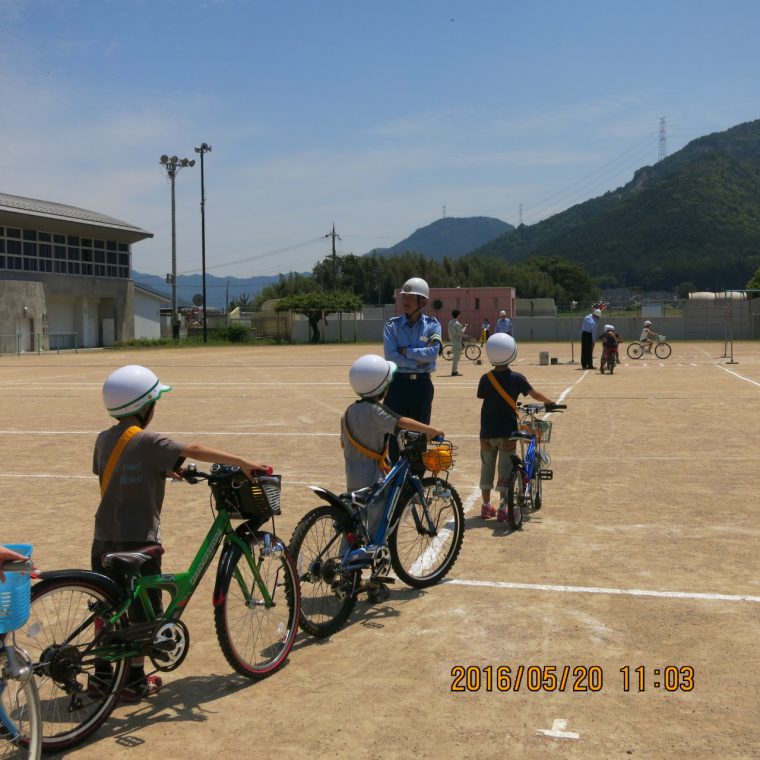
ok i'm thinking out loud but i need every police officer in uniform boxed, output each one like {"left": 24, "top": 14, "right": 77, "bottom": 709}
{"left": 383, "top": 277, "right": 442, "bottom": 464}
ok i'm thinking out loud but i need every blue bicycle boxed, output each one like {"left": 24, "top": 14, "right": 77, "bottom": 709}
{"left": 289, "top": 433, "right": 464, "bottom": 637}
{"left": 504, "top": 403, "right": 567, "bottom": 530}
{"left": 0, "top": 547, "right": 40, "bottom": 760}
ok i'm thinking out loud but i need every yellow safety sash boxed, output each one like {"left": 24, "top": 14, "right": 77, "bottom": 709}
{"left": 100, "top": 425, "right": 141, "bottom": 497}
{"left": 340, "top": 416, "right": 391, "bottom": 475}
{"left": 486, "top": 371, "right": 517, "bottom": 414}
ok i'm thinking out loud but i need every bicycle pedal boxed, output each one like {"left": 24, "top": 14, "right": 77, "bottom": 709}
{"left": 539, "top": 469, "right": 554, "bottom": 480}
{"left": 368, "top": 576, "right": 396, "bottom": 585}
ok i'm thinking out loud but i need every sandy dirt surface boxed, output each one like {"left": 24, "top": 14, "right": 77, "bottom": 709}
{"left": 1, "top": 340, "right": 759, "bottom": 759}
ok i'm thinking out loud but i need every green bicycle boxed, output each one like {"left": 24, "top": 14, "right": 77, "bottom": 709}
{"left": 16, "top": 466, "right": 300, "bottom": 753}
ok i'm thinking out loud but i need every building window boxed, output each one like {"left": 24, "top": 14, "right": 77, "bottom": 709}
{"left": 23, "top": 229, "right": 36, "bottom": 241}
{"left": 6, "top": 228, "right": 20, "bottom": 238}
{"left": 23, "top": 242, "right": 37, "bottom": 256}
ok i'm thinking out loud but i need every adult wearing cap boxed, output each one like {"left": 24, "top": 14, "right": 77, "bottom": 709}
{"left": 580, "top": 308, "right": 602, "bottom": 369}
{"left": 383, "top": 277, "right": 442, "bottom": 464}
{"left": 495, "top": 309, "right": 513, "bottom": 336}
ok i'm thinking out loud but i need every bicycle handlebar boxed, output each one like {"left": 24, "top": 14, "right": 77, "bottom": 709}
{"left": 1, "top": 560, "right": 34, "bottom": 572}
{"left": 179, "top": 463, "right": 274, "bottom": 484}
{"left": 517, "top": 402, "right": 567, "bottom": 413}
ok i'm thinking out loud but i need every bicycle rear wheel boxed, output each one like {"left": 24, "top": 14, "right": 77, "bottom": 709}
{"left": 505, "top": 466, "right": 527, "bottom": 529}
{"left": 215, "top": 531, "right": 300, "bottom": 680}
{"left": 464, "top": 343, "right": 482, "bottom": 361}
{"left": 0, "top": 645, "right": 41, "bottom": 760}
{"left": 389, "top": 477, "right": 464, "bottom": 588}
{"left": 655, "top": 342, "right": 672, "bottom": 359}
{"left": 289, "top": 506, "right": 360, "bottom": 638}
{"left": 16, "top": 578, "right": 128, "bottom": 753}
{"left": 441, "top": 344, "right": 454, "bottom": 360}
{"left": 627, "top": 342, "right": 644, "bottom": 359}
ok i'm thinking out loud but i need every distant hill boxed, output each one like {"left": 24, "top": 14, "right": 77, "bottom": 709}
{"left": 132, "top": 272, "right": 289, "bottom": 309}
{"left": 472, "top": 120, "right": 760, "bottom": 292}
{"left": 370, "top": 216, "right": 513, "bottom": 261}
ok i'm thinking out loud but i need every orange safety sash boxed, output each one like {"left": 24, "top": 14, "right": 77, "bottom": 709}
{"left": 486, "top": 371, "right": 517, "bottom": 414}
{"left": 100, "top": 425, "right": 141, "bottom": 497}
{"left": 340, "top": 416, "right": 391, "bottom": 475}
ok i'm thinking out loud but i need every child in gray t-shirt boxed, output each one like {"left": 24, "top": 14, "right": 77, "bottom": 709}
{"left": 342, "top": 355, "right": 443, "bottom": 538}
{"left": 92, "top": 364, "right": 270, "bottom": 702}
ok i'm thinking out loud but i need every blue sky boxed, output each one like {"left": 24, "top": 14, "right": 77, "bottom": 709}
{"left": 1, "top": 0, "right": 759, "bottom": 281}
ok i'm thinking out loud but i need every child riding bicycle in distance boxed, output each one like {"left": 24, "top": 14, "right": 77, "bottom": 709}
{"left": 342, "top": 355, "right": 444, "bottom": 537}
{"left": 93, "top": 364, "right": 270, "bottom": 702}
{"left": 599, "top": 324, "right": 622, "bottom": 374}
{"left": 640, "top": 320, "right": 660, "bottom": 353}
{"left": 478, "top": 334, "right": 556, "bottom": 523}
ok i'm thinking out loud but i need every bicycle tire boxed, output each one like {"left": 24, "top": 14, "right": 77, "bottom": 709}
{"left": 627, "top": 342, "right": 644, "bottom": 359}
{"left": 505, "top": 467, "right": 526, "bottom": 529}
{"left": 532, "top": 467, "right": 543, "bottom": 510}
{"left": 655, "top": 342, "right": 672, "bottom": 359}
{"left": 441, "top": 344, "right": 454, "bottom": 361}
{"left": 17, "top": 578, "right": 128, "bottom": 752}
{"left": 608, "top": 353, "right": 616, "bottom": 374}
{"left": 0, "top": 645, "right": 42, "bottom": 760}
{"left": 464, "top": 343, "right": 482, "bottom": 361}
{"left": 289, "top": 505, "right": 360, "bottom": 638}
{"left": 215, "top": 531, "right": 300, "bottom": 680}
{"left": 389, "top": 477, "right": 464, "bottom": 588}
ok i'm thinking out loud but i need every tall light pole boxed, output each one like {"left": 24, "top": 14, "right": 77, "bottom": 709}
{"left": 194, "top": 142, "right": 212, "bottom": 342}
{"left": 159, "top": 154, "right": 195, "bottom": 339}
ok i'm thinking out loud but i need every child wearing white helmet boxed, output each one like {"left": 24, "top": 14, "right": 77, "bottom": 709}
{"left": 639, "top": 320, "right": 660, "bottom": 353}
{"left": 598, "top": 324, "right": 622, "bottom": 374}
{"left": 477, "top": 335, "right": 555, "bottom": 522}
{"left": 343, "top": 355, "right": 443, "bottom": 492}
{"left": 92, "top": 365, "right": 270, "bottom": 702}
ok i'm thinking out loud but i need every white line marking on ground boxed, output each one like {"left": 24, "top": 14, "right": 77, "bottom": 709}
{"left": 537, "top": 719, "right": 580, "bottom": 740}
{"left": 716, "top": 364, "right": 760, "bottom": 388}
{"left": 444, "top": 578, "right": 760, "bottom": 604}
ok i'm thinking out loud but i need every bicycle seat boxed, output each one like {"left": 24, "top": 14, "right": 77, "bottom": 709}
{"left": 508, "top": 430, "right": 533, "bottom": 442}
{"left": 101, "top": 544, "right": 165, "bottom": 575}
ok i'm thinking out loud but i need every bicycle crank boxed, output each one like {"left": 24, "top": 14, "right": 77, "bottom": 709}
{"left": 149, "top": 620, "right": 190, "bottom": 672}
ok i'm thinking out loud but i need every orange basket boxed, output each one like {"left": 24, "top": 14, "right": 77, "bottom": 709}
{"left": 421, "top": 440, "right": 455, "bottom": 473}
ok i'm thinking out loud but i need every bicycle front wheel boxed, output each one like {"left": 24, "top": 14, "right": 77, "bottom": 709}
{"left": 289, "top": 506, "right": 360, "bottom": 638}
{"left": 389, "top": 477, "right": 464, "bottom": 588}
{"left": 17, "top": 578, "right": 128, "bottom": 753}
{"left": 0, "top": 645, "right": 42, "bottom": 760}
{"left": 627, "top": 342, "right": 644, "bottom": 359}
{"left": 464, "top": 343, "right": 481, "bottom": 361}
{"left": 215, "top": 531, "right": 300, "bottom": 680}
{"left": 441, "top": 344, "right": 454, "bottom": 360}
{"left": 655, "top": 342, "right": 672, "bottom": 359}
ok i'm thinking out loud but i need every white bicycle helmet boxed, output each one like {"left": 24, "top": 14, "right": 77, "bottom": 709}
{"left": 604, "top": 324, "right": 614, "bottom": 332}
{"left": 644, "top": 320, "right": 652, "bottom": 327}
{"left": 400, "top": 277, "right": 430, "bottom": 299}
{"left": 103, "top": 365, "right": 172, "bottom": 418}
{"left": 485, "top": 333, "right": 518, "bottom": 366}
{"left": 349, "top": 355, "right": 398, "bottom": 398}
{"left": 499, "top": 310, "right": 507, "bottom": 317}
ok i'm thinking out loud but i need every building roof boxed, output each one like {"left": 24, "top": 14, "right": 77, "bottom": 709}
{"left": 134, "top": 283, "right": 171, "bottom": 302}
{"left": 0, "top": 192, "right": 153, "bottom": 241}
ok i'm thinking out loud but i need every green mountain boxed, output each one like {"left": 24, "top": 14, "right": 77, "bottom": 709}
{"left": 472, "top": 119, "right": 760, "bottom": 292}
{"left": 371, "top": 216, "right": 513, "bottom": 260}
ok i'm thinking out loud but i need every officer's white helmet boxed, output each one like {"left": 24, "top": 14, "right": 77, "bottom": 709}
{"left": 485, "top": 333, "right": 518, "bottom": 366}
{"left": 499, "top": 310, "right": 507, "bottom": 317}
{"left": 593, "top": 309, "right": 602, "bottom": 317}
{"left": 604, "top": 324, "right": 614, "bottom": 332}
{"left": 349, "top": 355, "right": 398, "bottom": 398}
{"left": 401, "top": 277, "right": 430, "bottom": 299}
{"left": 103, "top": 365, "right": 172, "bottom": 418}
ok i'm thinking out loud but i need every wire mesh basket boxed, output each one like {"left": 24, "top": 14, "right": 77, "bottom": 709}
{"left": 656, "top": 334, "right": 667, "bottom": 343}
{"left": 212, "top": 470, "right": 282, "bottom": 520}
{"left": 520, "top": 419, "right": 552, "bottom": 443}
{"left": 0, "top": 544, "right": 33, "bottom": 634}
{"left": 421, "top": 440, "right": 456, "bottom": 473}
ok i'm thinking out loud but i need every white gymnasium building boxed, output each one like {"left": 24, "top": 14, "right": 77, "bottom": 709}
{"left": 0, "top": 193, "right": 162, "bottom": 352}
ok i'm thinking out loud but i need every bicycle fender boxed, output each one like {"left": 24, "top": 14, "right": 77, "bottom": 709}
{"left": 306, "top": 485, "right": 353, "bottom": 517}
{"left": 212, "top": 540, "right": 242, "bottom": 608}
{"left": 34, "top": 569, "right": 126, "bottom": 602}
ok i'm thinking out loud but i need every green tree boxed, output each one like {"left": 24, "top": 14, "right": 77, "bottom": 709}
{"left": 276, "top": 291, "right": 363, "bottom": 343}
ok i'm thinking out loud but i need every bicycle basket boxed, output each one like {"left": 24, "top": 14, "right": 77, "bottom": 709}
{"left": 520, "top": 419, "right": 552, "bottom": 443}
{"left": 657, "top": 334, "right": 667, "bottom": 343}
{"left": 421, "top": 440, "right": 455, "bottom": 473}
{"left": 0, "top": 543, "right": 33, "bottom": 634}
{"left": 211, "top": 468, "right": 282, "bottom": 520}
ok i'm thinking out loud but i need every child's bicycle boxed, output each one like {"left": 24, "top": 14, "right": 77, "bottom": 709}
{"left": 1, "top": 546, "right": 40, "bottom": 760}
{"left": 627, "top": 335, "right": 672, "bottom": 359}
{"left": 441, "top": 334, "right": 482, "bottom": 362}
{"left": 16, "top": 468, "right": 300, "bottom": 753}
{"left": 502, "top": 403, "right": 567, "bottom": 530}
{"left": 289, "top": 432, "right": 464, "bottom": 638}
{"left": 600, "top": 347, "right": 619, "bottom": 374}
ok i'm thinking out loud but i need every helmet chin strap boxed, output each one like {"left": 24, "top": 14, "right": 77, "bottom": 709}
{"left": 405, "top": 296, "right": 426, "bottom": 321}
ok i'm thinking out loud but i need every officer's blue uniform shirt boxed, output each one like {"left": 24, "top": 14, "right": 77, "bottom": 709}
{"left": 581, "top": 313, "right": 600, "bottom": 340}
{"left": 384, "top": 313, "right": 442, "bottom": 373}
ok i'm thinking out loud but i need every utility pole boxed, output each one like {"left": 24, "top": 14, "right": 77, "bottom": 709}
{"left": 325, "top": 223, "right": 341, "bottom": 287}
{"left": 658, "top": 117, "right": 667, "bottom": 162}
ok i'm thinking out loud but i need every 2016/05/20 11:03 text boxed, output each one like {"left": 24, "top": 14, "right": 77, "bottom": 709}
{"left": 450, "top": 665, "right": 694, "bottom": 693}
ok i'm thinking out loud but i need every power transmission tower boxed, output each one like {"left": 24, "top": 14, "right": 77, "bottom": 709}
{"left": 442, "top": 204, "right": 446, "bottom": 218}
{"left": 519, "top": 203, "right": 523, "bottom": 225}
{"left": 658, "top": 117, "right": 668, "bottom": 161}
{"left": 325, "top": 223, "right": 341, "bottom": 286}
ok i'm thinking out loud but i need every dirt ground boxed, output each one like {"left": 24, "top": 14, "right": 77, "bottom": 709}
{"left": 1, "top": 340, "right": 759, "bottom": 759}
